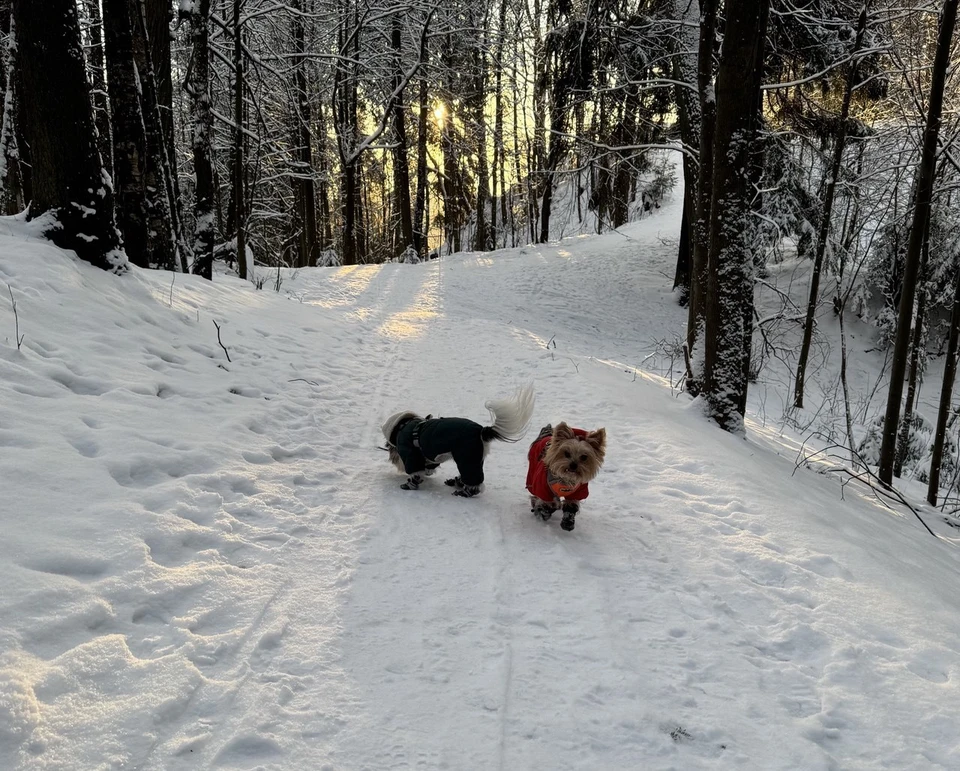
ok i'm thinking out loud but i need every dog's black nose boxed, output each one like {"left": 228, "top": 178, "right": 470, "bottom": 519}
{"left": 569, "top": 462, "right": 578, "bottom": 471}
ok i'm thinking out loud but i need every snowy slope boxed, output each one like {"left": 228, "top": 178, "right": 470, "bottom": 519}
{"left": 2, "top": 186, "right": 959, "bottom": 771}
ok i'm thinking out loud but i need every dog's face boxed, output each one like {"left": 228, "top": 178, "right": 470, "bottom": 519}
{"left": 543, "top": 422, "right": 606, "bottom": 486}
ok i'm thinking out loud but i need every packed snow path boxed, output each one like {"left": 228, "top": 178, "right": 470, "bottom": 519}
{"left": 2, "top": 207, "right": 960, "bottom": 770}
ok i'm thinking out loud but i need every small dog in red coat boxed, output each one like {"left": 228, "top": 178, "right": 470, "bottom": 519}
{"left": 526, "top": 422, "right": 606, "bottom": 531}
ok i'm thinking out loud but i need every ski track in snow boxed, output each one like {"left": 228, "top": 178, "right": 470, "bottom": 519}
{"left": 2, "top": 190, "right": 960, "bottom": 771}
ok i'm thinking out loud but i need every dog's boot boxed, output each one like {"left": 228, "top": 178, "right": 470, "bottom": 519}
{"left": 444, "top": 476, "right": 462, "bottom": 488}
{"left": 453, "top": 484, "right": 480, "bottom": 498}
{"left": 401, "top": 474, "right": 424, "bottom": 490}
{"left": 560, "top": 511, "right": 576, "bottom": 531}
{"left": 533, "top": 504, "right": 554, "bottom": 521}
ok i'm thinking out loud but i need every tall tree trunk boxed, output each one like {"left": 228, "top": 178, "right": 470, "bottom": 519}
{"left": 292, "top": 0, "right": 318, "bottom": 267}
{"left": 13, "top": 0, "right": 123, "bottom": 269}
{"left": 144, "top": 0, "right": 172, "bottom": 161}
{"left": 412, "top": 56, "right": 428, "bottom": 256}
{"left": 316, "top": 99, "right": 332, "bottom": 250}
{"left": 671, "top": 0, "right": 700, "bottom": 303}
{"left": 928, "top": 252, "right": 960, "bottom": 505}
{"left": 231, "top": 0, "right": 247, "bottom": 278}
{"left": 83, "top": 0, "right": 112, "bottom": 180}
{"left": 894, "top": 237, "right": 929, "bottom": 478}
{"left": 104, "top": 0, "right": 149, "bottom": 267}
{"left": 878, "top": 0, "right": 958, "bottom": 485}
{"left": 793, "top": 7, "right": 868, "bottom": 408}
{"left": 701, "top": 0, "right": 770, "bottom": 432}
{"left": 684, "top": 0, "right": 718, "bottom": 391}
{"left": 185, "top": 0, "right": 214, "bottom": 280}
{"left": 490, "top": 0, "right": 508, "bottom": 250}
{"left": 473, "top": 19, "right": 491, "bottom": 252}
{"left": 132, "top": 0, "right": 181, "bottom": 270}
{"left": 391, "top": 15, "right": 413, "bottom": 257}
{"left": 0, "top": 1, "right": 25, "bottom": 214}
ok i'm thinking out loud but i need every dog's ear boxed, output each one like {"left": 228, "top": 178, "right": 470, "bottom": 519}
{"left": 553, "top": 422, "right": 575, "bottom": 441}
{"left": 586, "top": 428, "right": 606, "bottom": 451}
{"left": 424, "top": 414, "right": 433, "bottom": 420}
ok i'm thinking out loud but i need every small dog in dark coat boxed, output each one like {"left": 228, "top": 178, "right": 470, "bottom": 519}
{"left": 381, "top": 385, "right": 535, "bottom": 497}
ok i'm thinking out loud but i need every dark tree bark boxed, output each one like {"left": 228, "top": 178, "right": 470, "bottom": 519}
{"left": 333, "top": 0, "right": 362, "bottom": 265}
{"left": 83, "top": 0, "right": 113, "bottom": 180}
{"left": 894, "top": 219, "right": 931, "bottom": 477}
{"left": 878, "top": 0, "right": 958, "bottom": 485}
{"left": 231, "top": 0, "right": 247, "bottom": 278}
{"left": 391, "top": 15, "right": 414, "bottom": 257}
{"left": 412, "top": 46, "right": 429, "bottom": 256}
{"left": 144, "top": 0, "right": 172, "bottom": 161}
{"left": 671, "top": 0, "right": 700, "bottom": 303}
{"left": 103, "top": 0, "right": 149, "bottom": 267}
{"left": 292, "top": 0, "right": 318, "bottom": 267}
{"left": 184, "top": 0, "right": 214, "bottom": 280}
{"left": 472, "top": 18, "right": 491, "bottom": 252}
{"left": 316, "top": 99, "right": 333, "bottom": 250}
{"left": 701, "top": 0, "right": 770, "bottom": 432}
{"left": 117, "top": 0, "right": 179, "bottom": 271}
{"left": 684, "top": 0, "right": 718, "bottom": 391}
{"left": 13, "top": 0, "right": 123, "bottom": 269}
{"left": 928, "top": 248, "right": 960, "bottom": 505}
{"left": 793, "top": 7, "right": 868, "bottom": 409}
{"left": 0, "top": 0, "right": 25, "bottom": 215}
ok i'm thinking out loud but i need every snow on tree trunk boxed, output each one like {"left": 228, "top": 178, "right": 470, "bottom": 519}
{"left": 701, "top": 0, "right": 770, "bottom": 433}
{"left": 13, "top": 0, "right": 124, "bottom": 270}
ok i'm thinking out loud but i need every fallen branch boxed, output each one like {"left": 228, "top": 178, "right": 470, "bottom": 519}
{"left": 796, "top": 435, "right": 938, "bottom": 539}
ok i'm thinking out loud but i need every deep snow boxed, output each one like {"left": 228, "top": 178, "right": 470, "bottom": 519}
{"left": 1, "top": 176, "right": 959, "bottom": 770}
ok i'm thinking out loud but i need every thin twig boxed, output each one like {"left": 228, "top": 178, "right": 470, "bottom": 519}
{"left": 7, "top": 284, "right": 23, "bottom": 351}
{"left": 288, "top": 378, "right": 321, "bottom": 386}
{"left": 796, "top": 435, "right": 939, "bottom": 539}
{"left": 169, "top": 272, "right": 176, "bottom": 307}
{"left": 212, "top": 319, "right": 232, "bottom": 362}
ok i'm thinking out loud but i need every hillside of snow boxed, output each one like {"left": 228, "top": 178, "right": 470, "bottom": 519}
{"left": 2, "top": 179, "right": 960, "bottom": 770}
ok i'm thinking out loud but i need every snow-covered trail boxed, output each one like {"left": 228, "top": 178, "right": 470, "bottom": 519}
{"left": 3, "top": 199, "right": 960, "bottom": 770}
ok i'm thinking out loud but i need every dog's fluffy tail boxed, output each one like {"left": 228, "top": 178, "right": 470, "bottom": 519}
{"left": 481, "top": 384, "right": 535, "bottom": 443}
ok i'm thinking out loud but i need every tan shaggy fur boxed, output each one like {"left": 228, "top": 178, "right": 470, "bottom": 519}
{"left": 542, "top": 422, "right": 606, "bottom": 487}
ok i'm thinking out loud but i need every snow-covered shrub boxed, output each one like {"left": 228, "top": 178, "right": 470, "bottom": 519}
{"left": 398, "top": 246, "right": 421, "bottom": 264}
{"left": 317, "top": 249, "right": 340, "bottom": 268}
{"left": 857, "top": 411, "right": 958, "bottom": 485}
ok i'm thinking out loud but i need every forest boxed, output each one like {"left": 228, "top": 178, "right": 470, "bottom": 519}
{"left": 1, "top": 0, "right": 959, "bottom": 489}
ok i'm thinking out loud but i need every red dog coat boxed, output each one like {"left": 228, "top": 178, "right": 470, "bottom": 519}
{"left": 526, "top": 429, "right": 591, "bottom": 503}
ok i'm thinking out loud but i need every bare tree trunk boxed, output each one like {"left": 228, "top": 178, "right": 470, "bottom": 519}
{"left": 701, "top": 0, "right": 770, "bottom": 432}
{"left": 132, "top": 0, "right": 181, "bottom": 270}
{"left": 895, "top": 220, "right": 931, "bottom": 477}
{"left": 412, "top": 58, "right": 428, "bottom": 256}
{"left": 391, "top": 15, "right": 413, "bottom": 257}
{"left": 231, "top": 0, "right": 247, "bottom": 278}
{"left": 185, "top": 0, "right": 214, "bottom": 279}
{"left": 13, "top": 0, "right": 123, "bottom": 269}
{"left": 316, "top": 99, "right": 332, "bottom": 250}
{"left": 878, "top": 0, "right": 958, "bottom": 485}
{"left": 292, "top": 0, "right": 318, "bottom": 267}
{"left": 0, "top": 1, "right": 25, "bottom": 214}
{"left": 684, "top": 0, "right": 718, "bottom": 390}
{"left": 928, "top": 248, "right": 960, "bottom": 505}
{"left": 83, "top": 0, "right": 112, "bottom": 180}
{"left": 793, "top": 7, "right": 868, "bottom": 408}
{"left": 104, "top": 0, "right": 149, "bottom": 267}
